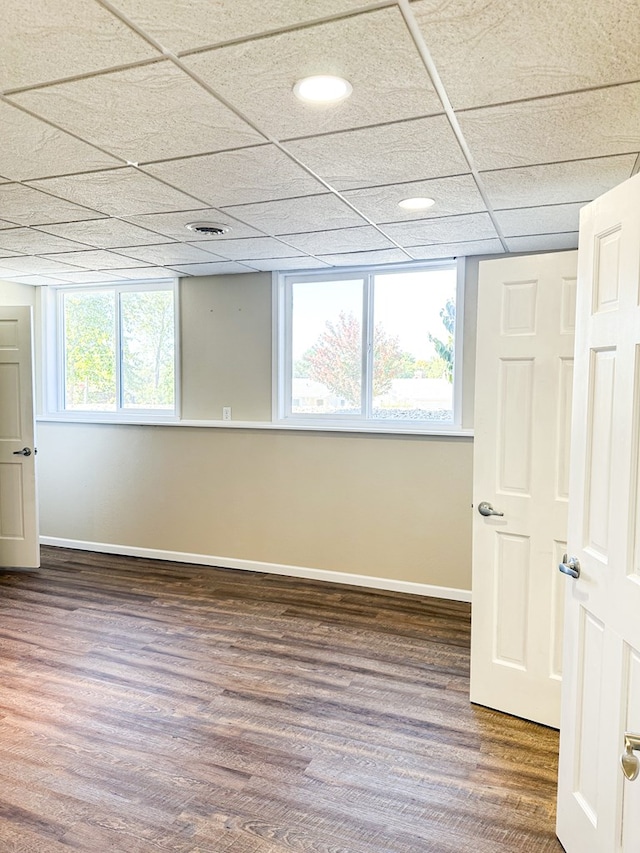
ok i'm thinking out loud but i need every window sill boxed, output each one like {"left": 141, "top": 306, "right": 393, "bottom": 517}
{"left": 37, "top": 413, "right": 179, "bottom": 426}
{"left": 37, "top": 414, "right": 473, "bottom": 437}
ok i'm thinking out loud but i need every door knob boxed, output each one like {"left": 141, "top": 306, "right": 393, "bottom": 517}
{"left": 621, "top": 732, "right": 640, "bottom": 781}
{"left": 558, "top": 554, "right": 580, "bottom": 579}
{"left": 12, "top": 447, "right": 31, "bottom": 457}
{"left": 478, "top": 501, "right": 504, "bottom": 517}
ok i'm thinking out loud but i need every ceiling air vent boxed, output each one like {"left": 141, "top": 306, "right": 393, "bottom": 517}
{"left": 185, "top": 222, "right": 231, "bottom": 236}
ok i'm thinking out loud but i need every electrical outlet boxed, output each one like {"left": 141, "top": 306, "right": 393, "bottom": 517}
{"left": 222, "top": 407, "right": 232, "bottom": 421}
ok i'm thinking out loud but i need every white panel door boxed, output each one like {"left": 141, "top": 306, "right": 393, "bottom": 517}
{"left": 0, "top": 306, "right": 39, "bottom": 568}
{"left": 557, "top": 173, "right": 640, "bottom": 851}
{"left": 471, "top": 251, "right": 577, "bottom": 728}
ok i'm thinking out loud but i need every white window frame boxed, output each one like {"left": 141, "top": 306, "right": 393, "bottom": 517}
{"left": 273, "top": 260, "right": 465, "bottom": 433}
{"left": 42, "top": 278, "right": 180, "bottom": 423}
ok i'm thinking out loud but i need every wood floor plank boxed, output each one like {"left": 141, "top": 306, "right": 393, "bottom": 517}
{"left": 0, "top": 547, "right": 564, "bottom": 852}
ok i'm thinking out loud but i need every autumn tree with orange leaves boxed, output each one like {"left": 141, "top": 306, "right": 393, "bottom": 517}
{"left": 295, "top": 311, "right": 413, "bottom": 406}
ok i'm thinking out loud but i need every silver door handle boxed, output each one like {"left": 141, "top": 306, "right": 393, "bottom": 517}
{"left": 558, "top": 554, "right": 580, "bottom": 579}
{"left": 621, "top": 732, "right": 640, "bottom": 781}
{"left": 12, "top": 447, "right": 31, "bottom": 457}
{"left": 478, "top": 501, "right": 504, "bottom": 517}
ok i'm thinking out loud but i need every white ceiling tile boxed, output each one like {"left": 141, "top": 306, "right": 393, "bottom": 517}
{"left": 37, "top": 219, "right": 170, "bottom": 249}
{"left": 0, "top": 255, "right": 89, "bottom": 274}
{"left": 112, "top": 243, "right": 223, "bottom": 266}
{"left": 244, "top": 257, "right": 332, "bottom": 271}
{"left": 495, "top": 203, "right": 585, "bottom": 238}
{"left": 28, "top": 168, "right": 205, "bottom": 216}
{"left": 11, "top": 63, "right": 265, "bottom": 164}
{"left": 1, "top": 0, "right": 159, "bottom": 90}
{"left": 0, "top": 184, "right": 106, "bottom": 226}
{"left": 221, "top": 194, "right": 367, "bottom": 235}
{"left": 122, "top": 209, "right": 263, "bottom": 241}
{"left": 0, "top": 101, "right": 120, "bottom": 182}
{"left": 184, "top": 8, "right": 441, "bottom": 140}
{"left": 144, "top": 146, "right": 326, "bottom": 207}
{"left": 412, "top": 0, "right": 640, "bottom": 110}
{"left": 188, "top": 237, "right": 305, "bottom": 261}
{"left": 50, "top": 270, "right": 123, "bottom": 284}
{"left": 343, "top": 175, "right": 486, "bottom": 223}
{"left": 105, "top": 266, "right": 179, "bottom": 280}
{"left": 286, "top": 116, "right": 469, "bottom": 189}
{"left": 506, "top": 233, "right": 580, "bottom": 253}
{"left": 169, "top": 261, "right": 256, "bottom": 276}
{"left": 0, "top": 228, "right": 93, "bottom": 254}
{"left": 281, "top": 226, "right": 395, "bottom": 255}
{"left": 0, "top": 3, "right": 636, "bottom": 279}
{"left": 0, "top": 266, "right": 23, "bottom": 279}
{"left": 459, "top": 84, "right": 640, "bottom": 171}
{"left": 107, "top": 0, "right": 373, "bottom": 53}
{"left": 406, "top": 239, "right": 504, "bottom": 259}
{"left": 319, "top": 248, "right": 412, "bottom": 266}
{"left": 481, "top": 155, "right": 637, "bottom": 209}
{"left": 43, "top": 250, "right": 150, "bottom": 271}
{"left": 382, "top": 212, "right": 498, "bottom": 245}
{"left": 9, "top": 274, "right": 69, "bottom": 285}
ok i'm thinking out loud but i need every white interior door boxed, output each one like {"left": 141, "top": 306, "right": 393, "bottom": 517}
{"left": 0, "top": 306, "right": 39, "bottom": 568}
{"left": 471, "top": 251, "right": 577, "bottom": 728}
{"left": 557, "top": 173, "right": 640, "bottom": 851}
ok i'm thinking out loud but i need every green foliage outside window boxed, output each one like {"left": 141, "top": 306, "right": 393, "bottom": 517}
{"left": 428, "top": 298, "right": 455, "bottom": 383}
{"left": 121, "top": 290, "right": 175, "bottom": 409}
{"left": 64, "top": 291, "right": 116, "bottom": 410}
{"left": 63, "top": 287, "right": 175, "bottom": 412}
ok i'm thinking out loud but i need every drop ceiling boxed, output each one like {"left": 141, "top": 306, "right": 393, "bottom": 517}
{"left": 0, "top": 0, "right": 638, "bottom": 285}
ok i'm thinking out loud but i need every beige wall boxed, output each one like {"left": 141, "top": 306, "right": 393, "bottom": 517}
{"left": 0, "top": 279, "right": 36, "bottom": 307}
{"left": 1, "top": 270, "right": 477, "bottom": 593}
{"left": 37, "top": 423, "right": 473, "bottom": 589}
{"left": 181, "top": 273, "right": 273, "bottom": 421}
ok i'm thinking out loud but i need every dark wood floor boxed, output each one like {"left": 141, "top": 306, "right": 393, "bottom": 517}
{"left": 0, "top": 547, "right": 564, "bottom": 853}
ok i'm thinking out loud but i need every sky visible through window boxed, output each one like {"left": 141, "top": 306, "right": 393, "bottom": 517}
{"left": 292, "top": 278, "right": 362, "bottom": 364}
{"left": 374, "top": 269, "right": 456, "bottom": 361}
{"left": 292, "top": 270, "right": 455, "bottom": 361}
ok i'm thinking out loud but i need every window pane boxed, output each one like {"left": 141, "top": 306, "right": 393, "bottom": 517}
{"left": 291, "top": 279, "right": 363, "bottom": 415}
{"left": 63, "top": 291, "right": 116, "bottom": 411}
{"left": 120, "top": 289, "right": 175, "bottom": 410}
{"left": 372, "top": 269, "right": 456, "bottom": 422}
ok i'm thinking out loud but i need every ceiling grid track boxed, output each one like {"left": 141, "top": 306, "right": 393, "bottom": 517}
{"left": 397, "top": 0, "right": 509, "bottom": 253}
{"left": 1, "top": 0, "right": 638, "bottom": 281}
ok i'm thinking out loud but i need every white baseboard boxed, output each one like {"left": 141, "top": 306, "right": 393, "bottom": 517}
{"left": 40, "top": 536, "right": 472, "bottom": 603}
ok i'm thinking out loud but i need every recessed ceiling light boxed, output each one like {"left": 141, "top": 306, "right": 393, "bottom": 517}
{"left": 185, "top": 222, "right": 231, "bottom": 236}
{"left": 398, "top": 197, "right": 436, "bottom": 211}
{"left": 293, "top": 75, "right": 353, "bottom": 105}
